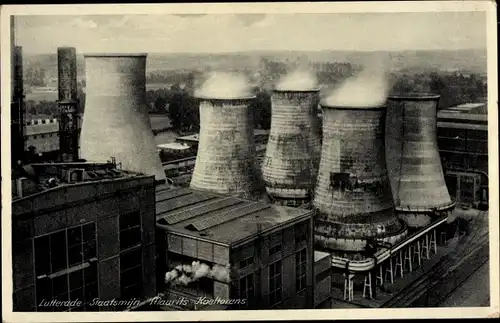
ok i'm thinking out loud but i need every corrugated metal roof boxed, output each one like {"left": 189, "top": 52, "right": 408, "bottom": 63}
{"left": 438, "top": 122, "right": 488, "bottom": 131}
{"left": 162, "top": 197, "right": 243, "bottom": 225}
{"left": 155, "top": 187, "right": 312, "bottom": 244}
{"left": 185, "top": 202, "right": 270, "bottom": 231}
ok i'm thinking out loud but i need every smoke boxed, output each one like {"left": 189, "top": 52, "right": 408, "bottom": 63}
{"left": 276, "top": 69, "right": 318, "bottom": 91}
{"left": 322, "top": 59, "right": 390, "bottom": 107}
{"left": 164, "top": 261, "right": 231, "bottom": 286}
{"left": 195, "top": 71, "right": 253, "bottom": 99}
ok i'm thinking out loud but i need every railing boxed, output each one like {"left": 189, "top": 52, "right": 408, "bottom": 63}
{"left": 330, "top": 215, "right": 448, "bottom": 272}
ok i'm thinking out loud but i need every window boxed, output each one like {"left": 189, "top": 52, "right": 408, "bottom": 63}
{"left": 239, "top": 256, "right": 254, "bottom": 269}
{"left": 119, "top": 211, "right": 141, "bottom": 250}
{"left": 238, "top": 274, "right": 254, "bottom": 308}
{"left": 295, "top": 223, "right": 307, "bottom": 245}
{"left": 33, "top": 223, "right": 98, "bottom": 312}
{"left": 268, "top": 261, "right": 282, "bottom": 308}
{"left": 120, "top": 248, "right": 143, "bottom": 300}
{"left": 269, "top": 233, "right": 282, "bottom": 256}
{"left": 295, "top": 249, "right": 307, "bottom": 293}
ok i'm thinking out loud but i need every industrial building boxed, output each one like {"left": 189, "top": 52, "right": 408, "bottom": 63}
{"left": 11, "top": 162, "right": 158, "bottom": 311}
{"left": 437, "top": 107, "right": 488, "bottom": 206}
{"left": 154, "top": 186, "right": 315, "bottom": 310}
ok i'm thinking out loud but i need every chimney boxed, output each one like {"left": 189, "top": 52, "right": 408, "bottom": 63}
{"left": 386, "top": 94, "right": 455, "bottom": 228}
{"left": 11, "top": 43, "right": 25, "bottom": 167}
{"left": 80, "top": 53, "right": 166, "bottom": 182}
{"left": 262, "top": 90, "right": 321, "bottom": 206}
{"left": 314, "top": 103, "right": 406, "bottom": 255}
{"left": 57, "top": 47, "right": 79, "bottom": 162}
{"left": 190, "top": 96, "right": 262, "bottom": 199}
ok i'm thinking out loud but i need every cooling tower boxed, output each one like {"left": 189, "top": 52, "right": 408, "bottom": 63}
{"left": 386, "top": 94, "right": 455, "bottom": 228}
{"left": 57, "top": 47, "right": 79, "bottom": 162}
{"left": 262, "top": 90, "right": 321, "bottom": 206}
{"left": 80, "top": 53, "right": 166, "bottom": 182}
{"left": 313, "top": 103, "right": 405, "bottom": 256}
{"left": 190, "top": 96, "right": 262, "bottom": 199}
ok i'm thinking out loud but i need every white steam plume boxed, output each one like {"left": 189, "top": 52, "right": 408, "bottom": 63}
{"left": 323, "top": 59, "right": 390, "bottom": 107}
{"left": 276, "top": 69, "right": 318, "bottom": 91}
{"left": 165, "top": 260, "right": 231, "bottom": 286}
{"left": 195, "top": 71, "right": 253, "bottom": 99}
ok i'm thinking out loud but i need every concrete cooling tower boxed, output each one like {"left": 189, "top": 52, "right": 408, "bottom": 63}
{"left": 79, "top": 53, "right": 166, "bottom": 182}
{"left": 190, "top": 97, "right": 262, "bottom": 199}
{"left": 313, "top": 103, "right": 406, "bottom": 256}
{"left": 386, "top": 94, "right": 455, "bottom": 228}
{"left": 262, "top": 90, "right": 321, "bottom": 206}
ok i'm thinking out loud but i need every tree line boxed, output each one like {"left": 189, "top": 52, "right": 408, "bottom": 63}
{"left": 24, "top": 67, "right": 487, "bottom": 131}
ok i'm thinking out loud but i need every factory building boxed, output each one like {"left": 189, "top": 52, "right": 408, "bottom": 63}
{"left": 436, "top": 107, "right": 488, "bottom": 206}
{"left": 154, "top": 187, "right": 315, "bottom": 310}
{"left": 11, "top": 162, "right": 158, "bottom": 312}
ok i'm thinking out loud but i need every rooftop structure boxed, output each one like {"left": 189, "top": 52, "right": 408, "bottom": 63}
{"left": 156, "top": 186, "right": 311, "bottom": 245}
{"left": 11, "top": 161, "right": 146, "bottom": 199}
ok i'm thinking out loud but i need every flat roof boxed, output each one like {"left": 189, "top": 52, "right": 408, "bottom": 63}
{"left": 438, "top": 122, "right": 488, "bottom": 131}
{"left": 437, "top": 112, "right": 488, "bottom": 122}
{"left": 157, "top": 143, "right": 191, "bottom": 150}
{"left": 177, "top": 129, "right": 269, "bottom": 143}
{"left": 452, "top": 103, "right": 486, "bottom": 109}
{"left": 155, "top": 186, "right": 312, "bottom": 245}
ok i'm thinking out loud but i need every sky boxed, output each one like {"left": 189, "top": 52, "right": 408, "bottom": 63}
{"left": 14, "top": 11, "right": 487, "bottom": 54}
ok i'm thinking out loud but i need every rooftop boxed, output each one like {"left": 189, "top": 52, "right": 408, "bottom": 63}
{"left": 176, "top": 129, "right": 270, "bottom": 143}
{"left": 157, "top": 142, "right": 191, "bottom": 151}
{"left": 437, "top": 111, "right": 488, "bottom": 122}
{"left": 12, "top": 162, "right": 146, "bottom": 200}
{"left": 155, "top": 186, "right": 312, "bottom": 246}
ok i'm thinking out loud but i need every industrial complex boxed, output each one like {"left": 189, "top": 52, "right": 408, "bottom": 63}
{"left": 9, "top": 38, "right": 490, "bottom": 311}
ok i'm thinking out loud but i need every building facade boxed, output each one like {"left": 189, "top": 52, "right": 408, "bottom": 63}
{"left": 437, "top": 109, "right": 488, "bottom": 205}
{"left": 154, "top": 187, "right": 315, "bottom": 310}
{"left": 12, "top": 163, "right": 157, "bottom": 312}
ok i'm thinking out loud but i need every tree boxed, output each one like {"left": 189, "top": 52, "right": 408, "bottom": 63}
{"left": 154, "top": 96, "right": 167, "bottom": 113}
{"left": 169, "top": 85, "right": 183, "bottom": 130}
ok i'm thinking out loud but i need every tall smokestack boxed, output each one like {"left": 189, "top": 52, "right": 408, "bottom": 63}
{"left": 57, "top": 47, "right": 79, "bottom": 162}
{"left": 80, "top": 53, "right": 166, "bottom": 182}
{"left": 11, "top": 41, "right": 25, "bottom": 167}
{"left": 262, "top": 89, "right": 321, "bottom": 206}
{"left": 313, "top": 103, "right": 405, "bottom": 255}
{"left": 190, "top": 96, "right": 262, "bottom": 199}
{"left": 386, "top": 94, "right": 455, "bottom": 228}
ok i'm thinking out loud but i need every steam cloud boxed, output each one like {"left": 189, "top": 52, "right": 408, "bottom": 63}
{"left": 323, "top": 61, "right": 390, "bottom": 107}
{"left": 165, "top": 261, "right": 231, "bottom": 286}
{"left": 276, "top": 69, "right": 318, "bottom": 91}
{"left": 195, "top": 71, "right": 253, "bottom": 99}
